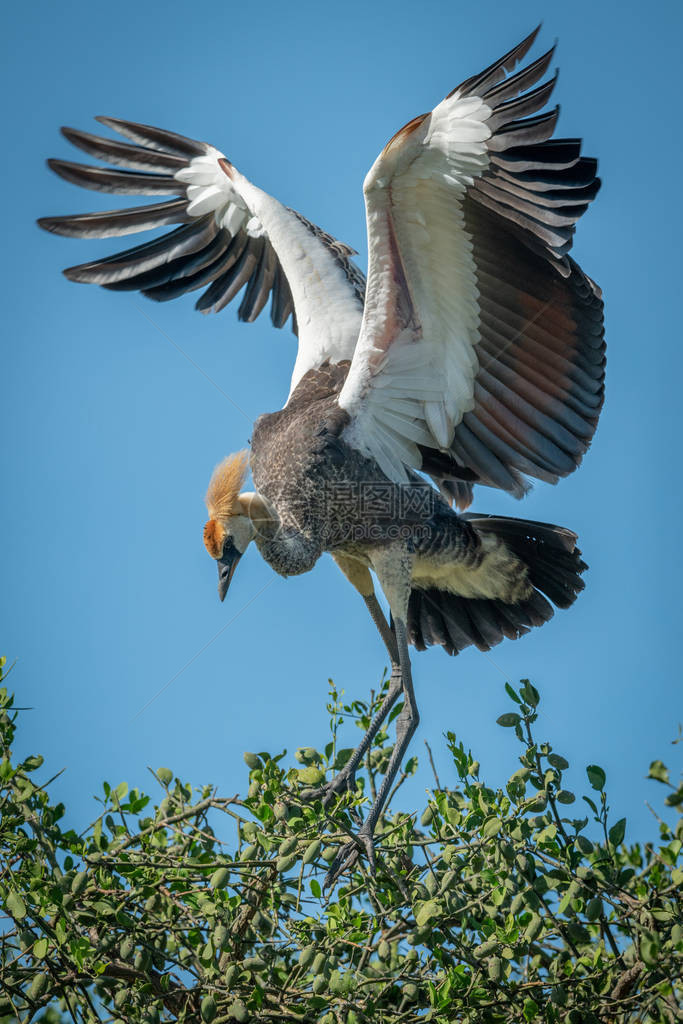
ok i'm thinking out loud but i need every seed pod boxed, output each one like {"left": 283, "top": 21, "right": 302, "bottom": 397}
{"left": 310, "top": 951, "right": 327, "bottom": 974}
{"left": 525, "top": 913, "right": 543, "bottom": 942}
{"left": 295, "top": 746, "right": 318, "bottom": 764}
{"left": 439, "top": 870, "right": 457, "bottom": 895}
{"left": 114, "top": 988, "right": 130, "bottom": 1010}
{"left": 247, "top": 781, "right": 259, "bottom": 799}
{"left": 276, "top": 853, "right": 297, "bottom": 873}
{"left": 243, "top": 752, "right": 261, "bottom": 769}
{"left": 378, "top": 939, "right": 390, "bottom": 960}
{"left": 213, "top": 925, "right": 228, "bottom": 949}
{"left": 120, "top": 936, "right": 135, "bottom": 960}
{"left": 134, "top": 949, "right": 150, "bottom": 971}
{"left": 28, "top": 973, "right": 49, "bottom": 1001}
{"left": 298, "top": 945, "right": 316, "bottom": 969}
{"left": 586, "top": 897, "right": 602, "bottom": 921}
{"left": 403, "top": 982, "right": 418, "bottom": 1000}
{"left": 302, "top": 840, "right": 321, "bottom": 865}
{"left": 145, "top": 894, "right": 160, "bottom": 913}
{"left": 71, "top": 871, "right": 88, "bottom": 895}
{"left": 241, "top": 844, "right": 258, "bottom": 862}
{"left": 420, "top": 806, "right": 435, "bottom": 826}
{"left": 510, "top": 893, "right": 525, "bottom": 915}
{"left": 328, "top": 969, "right": 345, "bottom": 994}
{"left": 473, "top": 939, "right": 498, "bottom": 958}
{"left": 201, "top": 995, "right": 217, "bottom": 1022}
{"left": 274, "top": 801, "right": 288, "bottom": 821}
{"left": 223, "top": 964, "right": 238, "bottom": 988}
{"left": 312, "top": 974, "right": 327, "bottom": 994}
{"left": 228, "top": 999, "right": 248, "bottom": 1022}
{"left": 425, "top": 873, "right": 439, "bottom": 896}
{"left": 210, "top": 868, "right": 230, "bottom": 889}
{"left": 515, "top": 853, "right": 534, "bottom": 878}
{"left": 487, "top": 956, "right": 503, "bottom": 981}
{"left": 297, "top": 767, "right": 326, "bottom": 786}
{"left": 278, "top": 836, "right": 298, "bottom": 856}
{"left": 322, "top": 846, "right": 337, "bottom": 863}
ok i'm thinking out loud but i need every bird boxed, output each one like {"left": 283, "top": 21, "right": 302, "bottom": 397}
{"left": 39, "top": 27, "right": 605, "bottom": 885}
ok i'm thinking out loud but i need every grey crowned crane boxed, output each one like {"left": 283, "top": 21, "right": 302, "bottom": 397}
{"left": 39, "top": 28, "right": 604, "bottom": 884}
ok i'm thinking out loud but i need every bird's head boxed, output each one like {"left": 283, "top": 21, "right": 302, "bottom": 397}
{"left": 203, "top": 451, "right": 255, "bottom": 601}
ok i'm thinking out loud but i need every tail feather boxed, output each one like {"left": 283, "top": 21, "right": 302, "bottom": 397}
{"left": 407, "top": 514, "right": 586, "bottom": 656}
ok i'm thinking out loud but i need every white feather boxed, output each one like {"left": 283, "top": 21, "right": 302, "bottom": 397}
{"left": 339, "top": 82, "right": 494, "bottom": 480}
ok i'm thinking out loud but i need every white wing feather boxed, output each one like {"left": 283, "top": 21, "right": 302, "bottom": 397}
{"left": 176, "top": 152, "right": 363, "bottom": 394}
{"left": 338, "top": 92, "right": 493, "bottom": 480}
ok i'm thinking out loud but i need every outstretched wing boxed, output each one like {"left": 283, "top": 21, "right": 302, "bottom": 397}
{"left": 38, "top": 118, "right": 365, "bottom": 392}
{"left": 338, "top": 28, "right": 604, "bottom": 506}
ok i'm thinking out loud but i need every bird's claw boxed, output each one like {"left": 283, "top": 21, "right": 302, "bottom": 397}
{"left": 299, "top": 769, "right": 357, "bottom": 809}
{"left": 323, "top": 829, "right": 375, "bottom": 891}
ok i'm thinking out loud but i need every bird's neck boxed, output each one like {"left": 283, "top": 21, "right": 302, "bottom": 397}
{"left": 238, "top": 491, "right": 321, "bottom": 577}
{"left": 236, "top": 491, "right": 280, "bottom": 539}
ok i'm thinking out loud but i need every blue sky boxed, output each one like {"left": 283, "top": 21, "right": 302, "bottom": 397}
{"left": 2, "top": 0, "right": 681, "bottom": 845}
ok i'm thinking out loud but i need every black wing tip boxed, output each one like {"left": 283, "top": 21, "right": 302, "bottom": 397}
{"left": 63, "top": 265, "right": 88, "bottom": 282}
{"left": 37, "top": 215, "right": 65, "bottom": 236}
{"left": 60, "top": 124, "right": 83, "bottom": 143}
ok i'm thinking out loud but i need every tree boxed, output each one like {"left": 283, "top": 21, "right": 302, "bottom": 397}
{"left": 0, "top": 654, "right": 681, "bottom": 1023}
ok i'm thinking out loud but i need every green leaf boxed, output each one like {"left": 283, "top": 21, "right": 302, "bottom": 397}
{"left": 556, "top": 789, "right": 575, "bottom": 804}
{"left": 505, "top": 682, "right": 521, "bottom": 704}
{"left": 608, "top": 817, "right": 626, "bottom": 847}
{"left": 648, "top": 760, "right": 670, "bottom": 784}
{"left": 523, "top": 997, "right": 539, "bottom": 1020}
{"left": 71, "top": 871, "right": 88, "bottom": 895}
{"left": 497, "top": 713, "right": 521, "bottom": 728}
{"left": 586, "top": 765, "right": 606, "bottom": 791}
{"left": 6, "top": 891, "right": 26, "bottom": 920}
{"left": 482, "top": 817, "right": 502, "bottom": 838}
{"left": 34, "top": 938, "right": 49, "bottom": 959}
{"left": 548, "top": 754, "right": 569, "bottom": 771}
{"left": 310, "top": 879, "right": 321, "bottom": 898}
{"left": 666, "top": 784, "right": 683, "bottom": 808}
{"left": 640, "top": 934, "right": 660, "bottom": 967}
{"left": 520, "top": 680, "right": 540, "bottom": 708}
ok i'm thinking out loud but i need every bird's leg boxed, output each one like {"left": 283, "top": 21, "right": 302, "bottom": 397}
{"left": 299, "top": 557, "right": 401, "bottom": 807}
{"left": 324, "top": 545, "right": 417, "bottom": 889}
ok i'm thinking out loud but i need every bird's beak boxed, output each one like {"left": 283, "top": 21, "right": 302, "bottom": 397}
{"left": 217, "top": 546, "right": 241, "bottom": 602}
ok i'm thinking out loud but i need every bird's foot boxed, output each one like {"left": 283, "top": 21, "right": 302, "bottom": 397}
{"left": 299, "top": 768, "right": 357, "bottom": 809}
{"left": 323, "top": 826, "right": 376, "bottom": 891}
